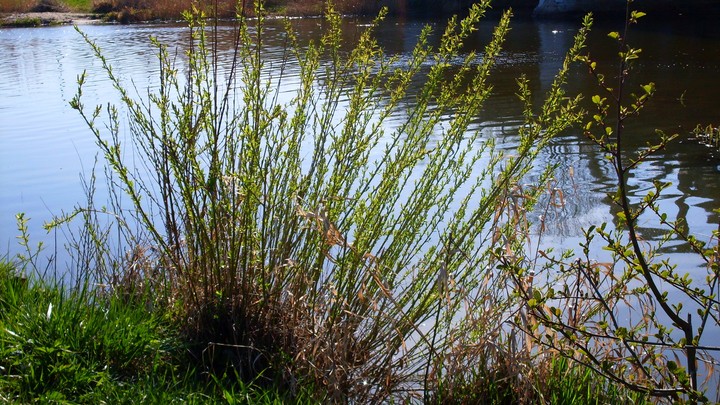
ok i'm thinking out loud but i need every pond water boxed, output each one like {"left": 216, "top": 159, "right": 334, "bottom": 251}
{"left": 3, "top": 16, "right": 718, "bottom": 259}
{"left": 1, "top": 13, "right": 719, "bottom": 393}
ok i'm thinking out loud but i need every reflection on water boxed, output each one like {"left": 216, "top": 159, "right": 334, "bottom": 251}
{"left": 0, "top": 28, "right": 718, "bottom": 260}
{"left": 1, "top": 16, "right": 718, "bottom": 264}
{"left": 1, "top": 16, "right": 718, "bottom": 265}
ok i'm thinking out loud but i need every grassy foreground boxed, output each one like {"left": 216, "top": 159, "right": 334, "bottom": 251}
{"left": 0, "top": 261, "right": 646, "bottom": 403}
{"left": 0, "top": 261, "right": 310, "bottom": 403}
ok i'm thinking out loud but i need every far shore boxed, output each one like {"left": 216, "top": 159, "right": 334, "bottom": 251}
{"left": 0, "top": 11, "right": 102, "bottom": 27}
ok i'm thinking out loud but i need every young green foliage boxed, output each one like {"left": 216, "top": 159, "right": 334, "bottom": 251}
{"left": 62, "top": 0, "right": 589, "bottom": 401}
{"left": 508, "top": 3, "right": 720, "bottom": 403}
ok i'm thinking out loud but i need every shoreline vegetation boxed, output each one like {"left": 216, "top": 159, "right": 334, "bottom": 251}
{"left": 0, "top": 260, "right": 649, "bottom": 403}
{"left": 2, "top": 0, "right": 718, "bottom": 403}
{"left": 0, "top": 11, "right": 99, "bottom": 26}
{"left": 2, "top": 0, "right": 378, "bottom": 27}
{"left": 4, "top": 0, "right": 720, "bottom": 27}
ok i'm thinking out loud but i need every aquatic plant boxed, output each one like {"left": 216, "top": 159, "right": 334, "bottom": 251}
{"left": 692, "top": 124, "right": 720, "bottom": 151}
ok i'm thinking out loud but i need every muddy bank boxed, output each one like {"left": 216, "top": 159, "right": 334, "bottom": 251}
{"left": 0, "top": 12, "right": 100, "bottom": 27}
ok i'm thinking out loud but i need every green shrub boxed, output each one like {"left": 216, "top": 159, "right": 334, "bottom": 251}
{"left": 61, "top": 0, "right": 589, "bottom": 401}
{"left": 503, "top": 7, "right": 720, "bottom": 403}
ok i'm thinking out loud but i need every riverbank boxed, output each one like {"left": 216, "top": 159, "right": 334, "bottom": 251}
{"left": 0, "top": 0, "right": 344, "bottom": 26}
{"left": 0, "top": 3, "right": 336, "bottom": 27}
{"left": 4, "top": 0, "right": 719, "bottom": 28}
{"left": 0, "top": 11, "right": 100, "bottom": 27}
{"left": 0, "top": 260, "right": 649, "bottom": 403}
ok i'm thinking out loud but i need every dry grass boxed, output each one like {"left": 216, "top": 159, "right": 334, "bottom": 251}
{"left": 91, "top": 0, "right": 211, "bottom": 22}
{"left": 0, "top": 0, "right": 30, "bottom": 12}
{"left": 91, "top": 0, "right": 369, "bottom": 22}
{"left": 1, "top": 0, "right": 381, "bottom": 18}
{"left": 123, "top": 0, "right": 322, "bottom": 22}
{"left": 262, "top": 0, "right": 322, "bottom": 15}
{"left": 262, "top": 0, "right": 379, "bottom": 16}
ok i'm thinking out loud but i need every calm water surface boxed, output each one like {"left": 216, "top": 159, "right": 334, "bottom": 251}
{"left": 1, "top": 13, "right": 719, "bottom": 396}
{"left": 1, "top": 18, "right": 719, "bottom": 270}
{"left": 3, "top": 17, "right": 717, "bottom": 255}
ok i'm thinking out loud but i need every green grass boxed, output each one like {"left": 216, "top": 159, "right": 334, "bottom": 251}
{"left": 0, "top": 259, "right": 647, "bottom": 403}
{"left": 64, "top": 0, "right": 92, "bottom": 12}
{"left": 0, "top": 261, "right": 310, "bottom": 403}
{"left": 545, "top": 357, "right": 649, "bottom": 404}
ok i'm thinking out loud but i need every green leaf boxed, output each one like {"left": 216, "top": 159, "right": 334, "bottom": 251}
{"left": 616, "top": 211, "right": 626, "bottom": 223}
{"left": 608, "top": 31, "right": 620, "bottom": 40}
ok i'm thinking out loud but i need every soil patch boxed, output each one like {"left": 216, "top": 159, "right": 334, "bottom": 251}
{"left": 0, "top": 12, "right": 100, "bottom": 27}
